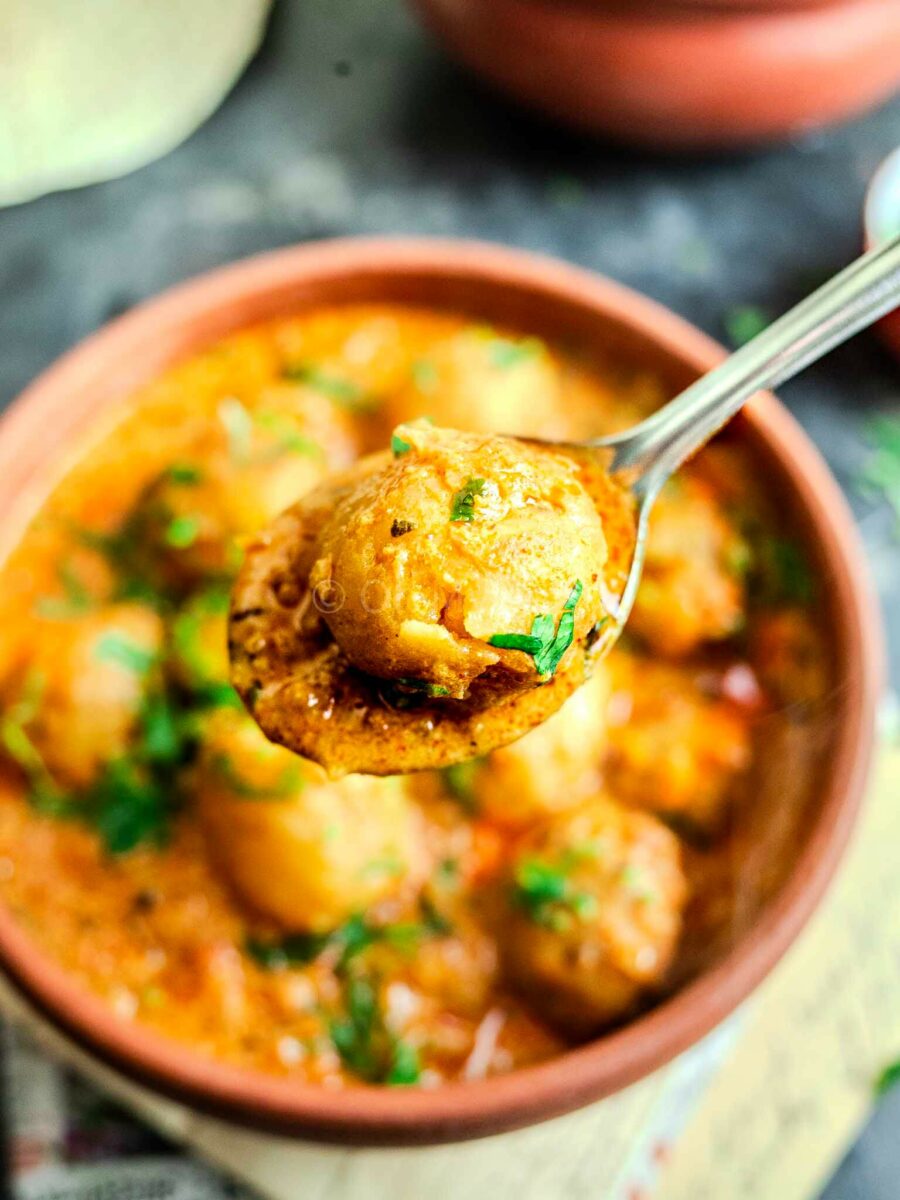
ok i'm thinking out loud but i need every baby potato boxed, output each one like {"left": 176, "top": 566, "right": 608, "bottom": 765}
{"left": 21, "top": 603, "right": 164, "bottom": 789}
{"left": 196, "top": 711, "right": 427, "bottom": 932}
{"left": 497, "top": 797, "right": 687, "bottom": 1036}
{"left": 469, "top": 667, "right": 611, "bottom": 829}
{"left": 310, "top": 422, "right": 608, "bottom": 698}
{"left": 136, "top": 391, "right": 358, "bottom": 590}
{"left": 386, "top": 328, "right": 571, "bottom": 439}
{"left": 604, "top": 654, "right": 752, "bottom": 834}
{"left": 630, "top": 474, "right": 748, "bottom": 658}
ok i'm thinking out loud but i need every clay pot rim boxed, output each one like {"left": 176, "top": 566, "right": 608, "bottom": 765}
{"left": 0, "top": 237, "right": 882, "bottom": 1144}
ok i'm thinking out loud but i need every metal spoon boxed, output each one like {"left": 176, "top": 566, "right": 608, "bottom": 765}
{"left": 544, "top": 232, "right": 900, "bottom": 636}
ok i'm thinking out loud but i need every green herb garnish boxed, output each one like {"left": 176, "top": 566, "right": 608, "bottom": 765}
{"left": 35, "top": 561, "right": 94, "bottom": 620}
{"left": 411, "top": 360, "right": 438, "bottom": 393}
{"left": 218, "top": 396, "right": 255, "bottom": 464}
{"left": 441, "top": 758, "right": 483, "bottom": 812}
{"left": 489, "top": 581, "right": 583, "bottom": 678}
{"left": 284, "top": 362, "right": 371, "bottom": 411}
{"left": 487, "top": 337, "right": 542, "bottom": 370}
{"left": 247, "top": 906, "right": 450, "bottom": 973}
{"left": 383, "top": 678, "right": 450, "bottom": 707}
{"left": 165, "top": 463, "right": 204, "bottom": 485}
{"left": 386, "top": 1039, "right": 422, "bottom": 1086}
{"left": 164, "top": 514, "right": 201, "bottom": 549}
{"left": 752, "top": 537, "right": 814, "bottom": 606}
{"left": 391, "top": 432, "right": 412, "bottom": 457}
{"left": 449, "top": 477, "right": 487, "bottom": 523}
{"left": 0, "top": 672, "right": 69, "bottom": 814}
{"left": 253, "top": 410, "right": 324, "bottom": 460}
{"left": 876, "top": 1059, "right": 900, "bottom": 1097}
{"left": 858, "top": 413, "right": 900, "bottom": 534}
{"left": 84, "top": 758, "right": 171, "bottom": 855}
{"left": 94, "top": 632, "right": 158, "bottom": 675}
{"left": 724, "top": 305, "right": 770, "bottom": 348}
{"left": 209, "top": 751, "right": 305, "bottom": 800}
{"left": 512, "top": 856, "right": 596, "bottom": 931}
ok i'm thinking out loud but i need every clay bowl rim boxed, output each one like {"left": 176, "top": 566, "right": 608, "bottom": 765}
{"left": 0, "top": 237, "right": 882, "bottom": 1144}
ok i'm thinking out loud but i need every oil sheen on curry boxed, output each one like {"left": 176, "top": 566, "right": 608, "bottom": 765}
{"left": 0, "top": 307, "right": 827, "bottom": 1087}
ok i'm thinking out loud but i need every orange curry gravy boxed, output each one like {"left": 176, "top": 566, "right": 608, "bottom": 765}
{"left": 0, "top": 307, "right": 827, "bottom": 1087}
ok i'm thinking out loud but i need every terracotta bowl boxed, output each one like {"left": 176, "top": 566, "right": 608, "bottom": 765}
{"left": 0, "top": 239, "right": 882, "bottom": 1143}
{"left": 409, "top": 0, "right": 900, "bottom": 149}
{"left": 863, "top": 145, "right": 900, "bottom": 360}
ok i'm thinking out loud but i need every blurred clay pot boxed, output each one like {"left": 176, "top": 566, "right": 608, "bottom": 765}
{"left": 409, "top": 0, "right": 900, "bottom": 149}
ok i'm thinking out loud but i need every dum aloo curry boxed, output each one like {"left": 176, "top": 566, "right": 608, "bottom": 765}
{"left": 0, "top": 307, "right": 826, "bottom": 1087}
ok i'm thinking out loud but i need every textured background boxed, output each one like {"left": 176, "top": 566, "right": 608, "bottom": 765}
{"left": 0, "top": 0, "right": 897, "bottom": 1193}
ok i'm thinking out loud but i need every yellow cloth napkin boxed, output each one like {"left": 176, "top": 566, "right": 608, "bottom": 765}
{"left": 0, "top": 0, "right": 271, "bottom": 206}
{"left": 1, "top": 749, "right": 897, "bottom": 1200}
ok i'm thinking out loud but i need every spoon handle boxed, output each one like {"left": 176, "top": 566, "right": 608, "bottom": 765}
{"left": 606, "top": 232, "right": 900, "bottom": 495}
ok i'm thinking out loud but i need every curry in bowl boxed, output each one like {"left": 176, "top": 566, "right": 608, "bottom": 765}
{"left": 0, "top": 305, "right": 826, "bottom": 1088}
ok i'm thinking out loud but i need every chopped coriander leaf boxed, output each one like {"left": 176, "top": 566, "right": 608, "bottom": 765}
{"left": 218, "top": 396, "right": 254, "bottom": 464}
{"left": 330, "top": 975, "right": 379, "bottom": 1079}
{"left": 391, "top": 432, "right": 412, "bottom": 457}
{"left": 724, "top": 305, "right": 770, "bottom": 348}
{"left": 94, "top": 632, "right": 158, "bottom": 675}
{"left": 436, "top": 857, "right": 459, "bottom": 885}
{"left": 875, "top": 1059, "right": 900, "bottom": 1097}
{"left": 166, "top": 463, "right": 203, "bottom": 485}
{"left": 164, "top": 513, "right": 201, "bottom": 549}
{"left": 0, "top": 673, "right": 67, "bottom": 812}
{"left": 487, "top": 632, "right": 544, "bottom": 655}
{"left": 858, "top": 413, "right": 900, "bottom": 534}
{"left": 387, "top": 1038, "right": 421, "bottom": 1086}
{"left": 411, "top": 359, "right": 438, "bottom": 392}
{"left": 450, "top": 477, "right": 487, "bottom": 523}
{"left": 752, "top": 537, "right": 814, "bottom": 606}
{"left": 209, "top": 751, "right": 304, "bottom": 799}
{"left": 284, "top": 362, "right": 372, "bottom": 411}
{"left": 247, "top": 908, "right": 450, "bottom": 973}
{"left": 390, "top": 518, "right": 415, "bottom": 537}
{"left": 441, "top": 758, "right": 483, "bottom": 811}
{"left": 245, "top": 931, "right": 330, "bottom": 970}
{"left": 534, "top": 581, "right": 582, "bottom": 676}
{"left": 384, "top": 679, "right": 450, "bottom": 707}
{"left": 515, "top": 859, "right": 568, "bottom": 908}
{"left": 192, "top": 681, "right": 243, "bottom": 710}
{"left": 513, "top": 855, "right": 596, "bottom": 930}
{"left": 361, "top": 854, "right": 405, "bottom": 880}
{"left": 139, "top": 693, "right": 183, "bottom": 765}
{"left": 489, "top": 582, "right": 583, "bottom": 678}
{"left": 35, "top": 561, "right": 94, "bottom": 620}
{"left": 620, "top": 863, "right": 657, "bottom": 904}
{"left": 253, "top": 410, "right": 324, "bottom": 460}
{"left": 487, "top": 337, "right": 543, "bottom": 370}
{"left": 724, "top": 538, "right": 753, "bottom": 578}
{"left": 85, "top": 758, "right": 170, "bottom": 855}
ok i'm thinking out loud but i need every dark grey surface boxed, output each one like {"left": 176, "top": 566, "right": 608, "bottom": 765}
{"left": 0, "top": 0, "right": 897, "bottom": 1193}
